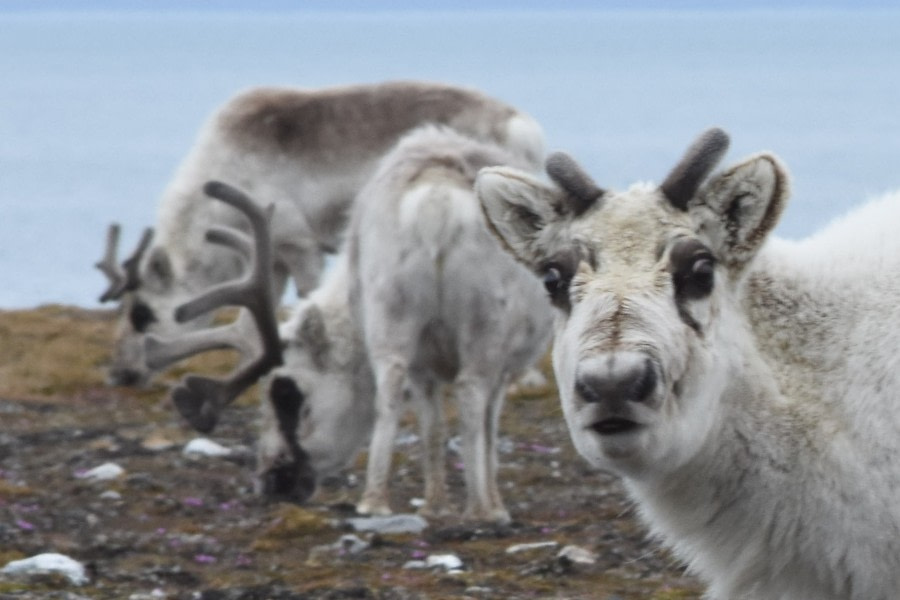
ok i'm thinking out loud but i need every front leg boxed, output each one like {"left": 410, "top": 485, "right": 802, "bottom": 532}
{"left": 356, "top": 358, "right": 406, "bottom": 516}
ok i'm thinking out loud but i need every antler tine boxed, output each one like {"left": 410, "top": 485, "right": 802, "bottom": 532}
{"left": 660, "top": 127, "right": 730, "bottom": 211}
{"left": 96, "top": 223, "right": 125, "bottom": 302}
{"left": 121, "top": 228, "right": 154, "bottom": 290}
{"left": 96, "top": 224, "right": 154, "bottom": 303}
{"left": 545, "top": 152, "right": 604, "bottom": 216}
{"left": 205, "top": 226, "right": 254, "bottom": 263}
{"left": 151, "top": 180, "right": 284, "bottom": 433}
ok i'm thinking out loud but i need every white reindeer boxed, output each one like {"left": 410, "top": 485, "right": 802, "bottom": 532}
{"left": 156, "top": 126, "right": 552, "bottom": 521}
{"left": 475, "top": 128, "right": 900, "bottom": 599}
{"left": 96, "top": 80, "right": 544, "bottom": 388}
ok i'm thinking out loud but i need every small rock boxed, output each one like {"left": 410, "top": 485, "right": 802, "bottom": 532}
{"left": 183, "top": 438, "right": 232, "bottom": 457}
{"left": 100, "top": 490, "right": 122, "bottom": 501}
{"left": 310, "top": 533, "right": 370, "bottom": 562}
{"left": 505, "top": 541, "right": 559, "bottom": 554}
{"left": 346, "top": 514, "right": 428, "bottom": 535}
{"left": 77, "top": 462, "right": 125, "bottom": 482}
{"left": 1, "top": 552, "right": 89, "bottom": 585}
{"left": 426, "top": 553, "right": 464, "bottom": 572}
{"left": 557, "top": 544, "right": 597, "bottom": 565}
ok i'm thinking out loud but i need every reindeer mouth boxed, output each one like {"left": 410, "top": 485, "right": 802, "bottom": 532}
{"left": 590, "top": 418, "right": 643, "bottom": 436}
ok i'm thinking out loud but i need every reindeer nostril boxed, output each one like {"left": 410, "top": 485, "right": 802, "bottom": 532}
{"left": 575, "top": 356, "right": 657, "bottom": 405}
{"left": 634, "top": 359, "right": 657, "bottom": 403}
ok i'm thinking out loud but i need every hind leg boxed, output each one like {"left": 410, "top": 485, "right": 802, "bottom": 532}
{"left": 410, "top": 377, "right": 449, "bottom": 517}
{"left": 454, "top": 374, "right": 511, "bottom": 523}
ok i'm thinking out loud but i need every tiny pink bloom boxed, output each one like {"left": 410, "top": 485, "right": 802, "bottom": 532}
{"left": 15, "top": 519, "right": 34, "bottom": 531}
{"left": 194, "top": 554, "right": 217, "bottom": 564}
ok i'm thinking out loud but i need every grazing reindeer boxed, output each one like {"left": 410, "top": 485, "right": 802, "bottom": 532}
{"left": 475, "top": 128, "right": 900, "bottom": 599}
{"left": 96, "top": 81, "right": 544, "bottom": 387}
{"left": 154, "top": 126, "right": 552, "bottom": 521}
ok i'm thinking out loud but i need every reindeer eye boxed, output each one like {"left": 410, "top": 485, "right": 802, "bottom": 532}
{"left": 543, "top": 267, "right": 563, "bottom": 294}
{"left": 686, "top": 255, "right": 715, "bottom": 297}
{"left": 670, "top": 240, "right": 715, "bottom": 300}
{"left": 541, "top": 263, "right": 574, "bottom": 310}
{"left": 129, "top": 301, "right": 157, "bottom": 333}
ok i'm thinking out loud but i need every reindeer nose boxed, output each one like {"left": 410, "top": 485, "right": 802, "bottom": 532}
{"left": 575, "top": 353, "right": 657, "bottom": 406}
{"left": 108, "top": 367, "right": 143, "bottom": 387}
{"left": 261, "top": 461, "right": 317, "bottom": 503}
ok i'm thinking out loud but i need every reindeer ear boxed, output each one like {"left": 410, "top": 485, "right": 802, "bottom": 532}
{"left": 297, "top": 305, "right": 330, "bottom": 369}
{"left": 144, "top": 247, "right": 174, "bottom": 292}
{"left": 476, "top": 166, "right": 567, "bottom": 269}
{"left": 691, "top": 153, "right": 790, "bottom": 273}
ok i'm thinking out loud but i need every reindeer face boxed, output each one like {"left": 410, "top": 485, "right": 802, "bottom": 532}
{"left": 96, "top": 226, "right": 181, "bottom": 387}
{"left": 109, "top": 286, "right": 180, "bottom": 387}
{"left": 256, "top": 303, "right": 375, "bottom": 501}
{"left": 477, "top": 129, "right": 789, "bottom": 476}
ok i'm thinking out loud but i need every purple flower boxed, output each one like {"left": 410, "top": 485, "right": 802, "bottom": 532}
{"left": 183, "top": 497, "right": 204, "bottom": 507}
{"left": 16, "top": 519, "right": 34, "bottom": 531}
{"left": 194, "top": 554, "right": 217, "bottom": 564}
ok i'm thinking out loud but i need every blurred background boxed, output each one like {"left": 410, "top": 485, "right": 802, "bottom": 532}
{"left": 2, "top": 1, "right": 899, "bottom": 307}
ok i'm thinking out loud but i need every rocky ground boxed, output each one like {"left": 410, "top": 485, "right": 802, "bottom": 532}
{"left": 0, "top": 306, "right": 702, "bottom": 599}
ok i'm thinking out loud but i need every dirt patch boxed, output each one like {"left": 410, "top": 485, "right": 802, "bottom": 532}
{"left": 0, "top": 306, "right": 701, "bottom": 599}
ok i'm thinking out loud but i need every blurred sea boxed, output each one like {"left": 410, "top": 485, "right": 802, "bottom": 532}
{"left": 2, "top": 8, "right": 900, "bottom": 308}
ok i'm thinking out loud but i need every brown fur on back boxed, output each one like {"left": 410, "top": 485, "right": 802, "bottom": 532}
{"left": 218, "top": 81, "right": 516, "bottom": 164}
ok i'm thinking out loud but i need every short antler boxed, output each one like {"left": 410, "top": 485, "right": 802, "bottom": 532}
{"left": 146, "top": 181, "right": 284, "bottom": 433}
{"left": 660, "top": 128, "right": 730, "bottom": 211}
{"left": 545, "top": 152, "right": 604, "bottom": 216}
{"left": 96, "top": 224, "right": 153, "bottom": 302}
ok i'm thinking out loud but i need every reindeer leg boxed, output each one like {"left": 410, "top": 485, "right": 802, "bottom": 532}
{"left": 357, "top": 357, "right": 407, "bottom": 516}
{"left": 411, "top": 377, "right": 449, "bottom": 518}
{"left": 456, "top": 375, "right": 510, "bottom": 524}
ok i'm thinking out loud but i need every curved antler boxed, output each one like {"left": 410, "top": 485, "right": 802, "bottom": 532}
{"left": 660, "top": 128, "right": 730, "bottom": 211}
{"left": 145, "top": 181, "right": 284, "bottom": 432}
{"left": 96, "top": 225, "right": 154, "bottom": 302}
{"left": 545, "top": 151, "right": 604, "bottom": 216}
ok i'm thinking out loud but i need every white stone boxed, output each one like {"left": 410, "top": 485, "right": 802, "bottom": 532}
{"left": 426, "top": 554, "right": 463, "bottom": 571}
{"left": 557, "top": 544, "right": 597, "bottom": 565}
{"left": 77, "top": 462, "right": 124, "bottom": 482}
{"left": 182, "top": 438, "right": 232, "bottom": 457}
{"left": 505, "top": 541, "right": 559, "bottom": 554}
{"left": 346, "top": 514, "right": 428, "bottom": 535}
{"left": 1, "top": 552, "right": 88, "bottom": 585}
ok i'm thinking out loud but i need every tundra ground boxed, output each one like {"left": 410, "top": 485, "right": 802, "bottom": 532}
{"left": 0, "top": 306, "right": 701, "bottom": 599}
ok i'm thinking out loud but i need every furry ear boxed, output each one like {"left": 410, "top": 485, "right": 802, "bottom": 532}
{"left": 476, "top": 166, "right": 569, "bottom": 269}
{"left": 691, "top": 153, "right": 790, "bottom": 274}
{"left": 297, "top": 305, "right": 330, "bottom": 369}
{"left": 144, "top": 247, "right": 174, "bottom": 293}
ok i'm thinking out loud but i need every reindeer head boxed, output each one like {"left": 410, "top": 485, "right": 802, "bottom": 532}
{"left": 476, "top": 128, "right": 789, "bottom": 476}
{"left": 256, "top": 294, "right": 375, "bottom": 502}
{"left": 97, "top": 224, "right": 190, "bottom": 387}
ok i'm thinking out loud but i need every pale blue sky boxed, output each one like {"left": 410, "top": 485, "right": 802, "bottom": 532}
{"left": 2, "top": 0, "right": 898, "bottom": 11}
